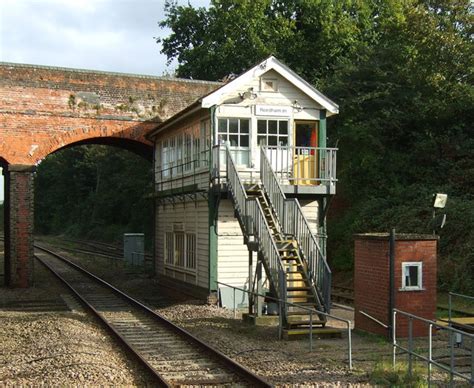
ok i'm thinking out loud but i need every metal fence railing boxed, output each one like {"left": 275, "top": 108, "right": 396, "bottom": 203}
{"left": 392, "top": 309, "right": 474, "bottom": 386}
{"left": 448, "top": 292, "right": 474, "bottom": 323}
{"left": 217, "top": 281, "right": 353, "bottom": 370}
{"left": 262, "top": 146, "right": 337, "bottom": 185}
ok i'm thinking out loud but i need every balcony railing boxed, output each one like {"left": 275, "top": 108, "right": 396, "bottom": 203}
{"left": 263, "top": 146, "right": 337, "bottom": 186}
{"left": 211, "top": 145, "right": 337, "bottom": 188}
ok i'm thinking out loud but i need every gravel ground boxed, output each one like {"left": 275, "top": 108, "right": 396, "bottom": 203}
{"left": 0, "top": 238, "right": 389, "bottom": 386}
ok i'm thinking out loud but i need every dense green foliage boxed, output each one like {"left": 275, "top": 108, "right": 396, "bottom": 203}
{"left": 159, "top": 0, "right": 473, "bottom": 293}
{"left": 34, "top": 146, "right": 153, "bottom": 247}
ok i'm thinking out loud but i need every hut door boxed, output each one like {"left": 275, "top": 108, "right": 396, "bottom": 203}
{"left": 293, "top": 121, "right": 318, "bottom": 185}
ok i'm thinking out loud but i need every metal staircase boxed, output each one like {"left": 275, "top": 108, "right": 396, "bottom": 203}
{"left": 225, "top": 146, "right": 332, "bottom": 331}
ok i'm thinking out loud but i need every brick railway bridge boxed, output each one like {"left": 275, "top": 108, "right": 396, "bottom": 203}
{"left": 0, "top": 62, "right": 219, "bottom": 287}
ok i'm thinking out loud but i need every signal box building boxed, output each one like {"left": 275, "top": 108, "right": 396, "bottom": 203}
{"left": 147, "top": 57, "right": 339, "bottom": 330}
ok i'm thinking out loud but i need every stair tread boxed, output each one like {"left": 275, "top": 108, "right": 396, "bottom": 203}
{"left": 287, "top": 287, "right": 311, "bottom": 291}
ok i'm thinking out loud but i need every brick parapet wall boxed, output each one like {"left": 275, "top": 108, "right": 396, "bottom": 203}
{"left": 354, "top": 234, "right": 438, "bottom": 338}
{"left": 0, "top": 62, "right": 221, "bottom": 165}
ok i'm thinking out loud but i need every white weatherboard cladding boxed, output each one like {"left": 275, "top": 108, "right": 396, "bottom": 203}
{"left": 298, "top": 199, "right": 319, "bottom": 235}
{"left": 202, "top": 56, "right": 338, "bottom": 115}
{"left": 216, "top": 69, "right": 322, "bottom": 117}
{"left": 217, "top": 199, "right": 249, "bottom": 288}
{"left": 214, "top": 69, "right": 322, "bottom": 169}
{"left": 155, "top": 200, "right": 209, "bottom": 289}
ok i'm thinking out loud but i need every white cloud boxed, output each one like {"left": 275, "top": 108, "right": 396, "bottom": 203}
{"left": 0, "top": 0, "right": 209, "bottom": 76}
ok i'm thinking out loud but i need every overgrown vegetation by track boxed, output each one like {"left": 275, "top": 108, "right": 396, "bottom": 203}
{"left": 34, "top": 145, "right": 153, "bottom": 249}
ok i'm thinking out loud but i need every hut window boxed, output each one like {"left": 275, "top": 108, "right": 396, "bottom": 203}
{"left": 261, "top": 78, "right": 278, "bottom": 92}
{"left": 165, "top": 232, "right": 174, "bottom": 264}
{"left": 184, "top": 132, "right": 193, "bottom": 171}
{"left": 401, "top": 262, "right": 423, "bottom": 290}
{"left": 164, "top": 231, "right": 197, "bottom": 271}
{"left": 257, "top": 119, "right": 289, "bottom": 146}
{"left": 217, "top": 118, "right": 250, "bottom": 148}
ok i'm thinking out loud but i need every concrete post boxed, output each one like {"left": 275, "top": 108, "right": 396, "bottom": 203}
{"left": 4, "top": 165, "right": 35, "bottom": 287}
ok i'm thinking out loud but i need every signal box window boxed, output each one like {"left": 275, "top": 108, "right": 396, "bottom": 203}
{"left": 401, "top": 262, "right": 423, "bottom": 290}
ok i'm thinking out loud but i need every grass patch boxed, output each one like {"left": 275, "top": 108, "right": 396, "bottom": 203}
{"left": 370, "top": 361, "right": 426, "bottom": 387}
{"left": 437, "top": 292, "right": 474, "bottom": 315}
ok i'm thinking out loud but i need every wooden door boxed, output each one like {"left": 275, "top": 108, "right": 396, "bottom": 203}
{"left": 293, "top": 121, "right": 318, "bottom": 185}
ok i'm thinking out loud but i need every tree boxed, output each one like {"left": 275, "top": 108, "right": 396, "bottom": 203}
{"left": 157, "top": 0, "right": 474, "bottom": 292}
{"left": 35, "top": 145, "right": 153, "bottom": 245}
{"left": 158, "top": 0, "right": 380, "bottom": 83}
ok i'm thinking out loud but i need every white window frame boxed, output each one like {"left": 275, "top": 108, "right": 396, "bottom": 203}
{"left": 257, "top": 119, "right": 289, "bottom": 147}
{"left": 401, "top": 262, "right": 423, "bottom": 291}
{"left": 217, "top": 117, "right": 250, "bottom": 148}
{"left": 164, "top": 231, "right": 197, "bottom": 272}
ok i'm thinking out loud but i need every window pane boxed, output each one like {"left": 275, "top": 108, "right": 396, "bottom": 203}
{"left": 229, "top": 135, "right": 238, "bottom": 146}
{"left": 258, "top": 136, "right": 267, "bottom": 146}
{"left": 257, "top": 120, "right": 266, "bottom": 134}
{"left": 218, "top": 119, "right": 227, "bottom": 133}
{"left": 240, "top": 119, "right": 249, "bottom": 133}
{"left": 175, "top": 233, "right": 185, "bottom": 267}
{"left": 279, "top": 136, "right": 288, "bottom": 146}
{"left": 229, "top": 118, "right": 238, "bottom": 133}
{"left": 279, "top": 121, "right": 288, "bottom": 134}
{"left": 268, "top": 136, "right": 278, "bottom": 146}
{"left": 407, "top": 266, "right": 419, "bottom": 287}
{"left": 218, "top": 134, "right": 227, "bottom": 144}
{"left": 240, "top": 134, "right": 249, "bottom": 147}
{"left": 268, "top": 120, "right": 278, "bottom": 134}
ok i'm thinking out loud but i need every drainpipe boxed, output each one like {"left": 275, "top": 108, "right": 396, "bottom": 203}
{"left": 389, "top": 228, "right": 396, "bottom": 339}
{"left": 208, "top": 105, "right": 219, "bottom": 293}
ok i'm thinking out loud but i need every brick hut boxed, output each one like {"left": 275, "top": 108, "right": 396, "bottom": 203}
{"left": 354, "top": 233, "right": 438, "bottom": 337}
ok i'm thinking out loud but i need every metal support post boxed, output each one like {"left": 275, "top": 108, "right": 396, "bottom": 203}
{"left": 248, "top": 250, "right": 253, "bottom": 315}
{"left": 408, "top": 317, "right": 413, "bottom": 377}
{"left": 449, "top": 331, "right": 454, "bottom": 386}
{"left": 233, "top": 287, "right": 236, "bottom": 319}
{"left": 428, "top": 323, "right": 432, "bottom": 388}
{"left": 448, "top": 292, "right": 452, "bottom": 323}
{"left": 309, "top": 311, "right": 313, "bottom": 352}
{"left": 256, "top": 260, "right": 262, "bottom": 317}
{"left": 392, "top": 310, "right": 397, "bottom": 368}
{"left": 471, "top": 339, "right": 474, "bottom": 387}
{"left": 348, "top": 321, "right": 353, "bottom": 370}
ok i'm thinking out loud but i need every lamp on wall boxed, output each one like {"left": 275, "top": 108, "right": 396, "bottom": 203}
{"left": 239, "top": 87, "right": 257, "bottom": 101}
{"left": 431, "top": 193, "right": 448, "bottom": 234}
{"left": 292, "top": 99, "right": 303, "bottom": 112}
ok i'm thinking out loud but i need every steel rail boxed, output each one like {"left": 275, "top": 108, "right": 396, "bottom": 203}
{"left": 34, "top": 253, "right": 170, "bottom": 387}
{"left": 34, "top": 244, "right": 271, "bottom": 387}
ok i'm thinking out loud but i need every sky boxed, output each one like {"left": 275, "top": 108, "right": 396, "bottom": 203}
{"left": 0, "top": 0, "right": 209, "bottom": 202}
{"left": 0, "top": 0, "right": 209, "bottom": 76}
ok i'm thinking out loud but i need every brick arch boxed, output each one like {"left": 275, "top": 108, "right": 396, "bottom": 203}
{"left": 0, "top": 62, "right": 221, "bottom": 287}
{"left": 52, "top": 136, "right": 153, "bottom": 161}
{"left": 35, "top": 124, "right": 154, "bottom": 164}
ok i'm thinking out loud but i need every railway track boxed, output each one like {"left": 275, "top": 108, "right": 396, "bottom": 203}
{"left": 34, "top": 244, "right": 270, "bottom": 387}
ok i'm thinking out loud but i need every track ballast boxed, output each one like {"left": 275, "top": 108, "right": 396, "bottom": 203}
{"left": 34, "top": 245, "right": 270, "bottom": 387}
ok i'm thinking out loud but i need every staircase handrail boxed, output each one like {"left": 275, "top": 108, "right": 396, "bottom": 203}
{"left": 260, "top": 147, "right": 286, "bottom": 231}
{"left": 225, "top": 146, "right": 250, "bottom": 234}
{"left": 225, "top": 146, "right": 284, "bottom": 298}
{"left": 284, "top": 199, "right": 332, "bottom": 312}
{"left": 260, "top": 146, "right": 332, "bottom": 312}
